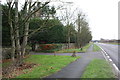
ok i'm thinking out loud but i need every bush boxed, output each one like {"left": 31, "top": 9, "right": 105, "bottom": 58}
{"left": 2, "top": 48, "right": 12, "bottom": 59}
{"left": 25, "top": 45, "right": 32, "bottom": 55}
{"left": 36, "top": 44, "right": 63, "bottom": 52}
{"left": 2, "top": 46, "right": 31, "bottom": 59}
{"left": 39, "top": 44, "right": 55, "bottom": 50}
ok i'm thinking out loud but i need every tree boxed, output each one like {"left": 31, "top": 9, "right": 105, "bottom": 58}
{"left": 29, "top": 18, "right": 66, "bottom": 44}
{"left": 65, "top": 23, "right": 76, "bottom": 43}
{"left": 76, "top": 13, "right": 85, "bottom": 48}
{"left": 59, "top": 2, "right": 77, "bottom": 48}
{"left": 2, "top": 4, "right": 13, "bottom": 47}
{"left": 33, "top": 5, "right": 56, "bottom": 19}
{"left": 48, "top": 24, "right": 66, "bottom": 43}
{"left": 5, "top": 0, "right": 49, "bottom": 65}
{"left": 76, "top": 13, "right": 92, "bottom": 48}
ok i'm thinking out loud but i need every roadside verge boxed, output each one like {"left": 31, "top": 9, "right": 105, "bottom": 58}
{"left": 98, "top": 45, "right": 120, "bottom": 78}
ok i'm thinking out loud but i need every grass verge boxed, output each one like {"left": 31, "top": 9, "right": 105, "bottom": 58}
{"left": 57, "top": 43, "right": 91, "bottom": 53}
{"left": 105, "top": 42, "right": 120, "bottom": 45}
{"left": 16, "top": 55, "right": 80, "bottom": 78}
{"left": 36, "top": 49, "right": 59, "bottom": 53}
{"left": 81, "top": 59, "right": 115, "bottom": 78}
{"left": 93, "top": 44, "right": 101, "bottom": 52}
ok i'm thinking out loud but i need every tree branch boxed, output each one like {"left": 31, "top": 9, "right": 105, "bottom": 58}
{"left": 19, "top": 2, "right": 49, "bottom": 29}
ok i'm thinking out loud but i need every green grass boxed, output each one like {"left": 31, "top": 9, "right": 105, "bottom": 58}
{"left": 93, "top": 44, "right": 101, "bottom": 52}
{"left": 106, "top": 42, "right": 120, "bottom": 45}
{"left": 57, "top": 43, "right": 91, "bottom": 53}
{"left": 36, "top": 49, "right": 60, "bottom": 53}
{"left": 81, "top": 59, "right": 115, "bottom": 78}
{"left": 16, "top": 55, "right": 80, "bottom": 78}
{"left": 2, "top": 62, "right": 12, "bottom": 68}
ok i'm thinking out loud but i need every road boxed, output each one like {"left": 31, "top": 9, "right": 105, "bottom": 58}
{"left": 97, "top": 43, "right": 119, "bottom": 70}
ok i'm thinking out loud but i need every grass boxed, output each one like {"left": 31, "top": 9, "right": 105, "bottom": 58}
{"left": 106, "top": 42, "right": 120, "bottom": 45}
{"left": 2, "top": 59, "right": 12, "bottom": 68}
{"left": 16, "top": 55, "right": 80, "bottom": 78}
{"left": 93, "top": 44, "right": 101, "bottom": 52}
{"left": 2, "top": 62, "right": 12, "bottom": 68}
{"left": 36, "top": 49, "right": 60, "bottom": 53}
{"left": 57, "top": 43, "right": 91, "bottom": 53}
{"left": 81, "top": 59, "right": 115, "bottom": 78}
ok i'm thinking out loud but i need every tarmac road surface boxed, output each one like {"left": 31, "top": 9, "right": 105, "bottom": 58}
{"left": 97, "top": 43, "right": 120, "bottom": 70}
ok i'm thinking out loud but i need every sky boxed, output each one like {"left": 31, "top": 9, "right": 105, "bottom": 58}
{"left": 69, "top": 0, "right": 119, "bottom": 40}
{"left": 1, "top": 0, "right": 120, "bottom": 40}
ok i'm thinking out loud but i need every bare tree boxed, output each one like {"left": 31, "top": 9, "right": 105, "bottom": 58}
{"left": 21, "top": 0, "right": 31, "bottom": 58}
{"left": 58, "top": 2, "right": 77, "bottom": 49}
{"left": 6, "top": 0, "right": 49, "bottom": 65}
{"left": 7, "top": 1, "right": 15, "bottom": 61}
{"left": 76, "top": 12, "right": 92, "bottom": 48}
{"left": 76, "top": 13, "right": 85, "bottom": 48}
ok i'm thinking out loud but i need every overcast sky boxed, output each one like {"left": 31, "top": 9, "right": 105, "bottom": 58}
{"left": 2, "top": 0, "right": 119, "bottom": 40}
{"left": 71, "top": 0, "right": 119, "bottom": 40}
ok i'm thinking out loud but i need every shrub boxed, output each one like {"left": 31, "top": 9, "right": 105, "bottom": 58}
{"left": 37, "top": 44, "right": 63, "bottom": 52}
{"left": 39, "top": 44, "right": 55, "bottom": 50}
{"left": 2, "top": 48, "right": 12, "bottom": 59}
{"left": 2, "top": 46, "right": 31, "bottom": 59}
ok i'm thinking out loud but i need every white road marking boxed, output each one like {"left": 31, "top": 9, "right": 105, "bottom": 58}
{"left": 109, "top": 59, "right": 112, "bottom": 62}
{"left": 107, "top": 56, "right": 110, "bottom": 58}
{"left": 113, "top": 64, "right": 119, "bottom": 71}
{"left": 105, "top": 54, "right": 108, "bottom": 56}
{"left": 101, "top": 51, "right": 108, "bottom": 61}
{"left": 98, "top": 45, "right": 120, "bottom": 76}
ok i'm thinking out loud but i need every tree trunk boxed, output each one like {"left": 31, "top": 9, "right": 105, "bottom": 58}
{"left": 10, "top": 22, "right": 15, "bottom": 61}
{"left": 68, "top": 35, "right": 70, "bottom": 49}
{"left": 8, "top": 4, "right": 15, "bottom": 61}
{"left": 21, "top": 22, "right": 29, "bottom": 57}
{"left": 67, "top": 25, "right": 71, "bottom": 49}
{"left": 77, "top": 14, "right": 81, "bottom": 48}
{"left": 15, "top": 1, "right": 22, "bottom": 65}
{"left": 21, "top": 1, "right": 31, "bottom": 57}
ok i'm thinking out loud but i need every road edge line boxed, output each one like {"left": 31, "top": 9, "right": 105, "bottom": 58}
{"left": 98, "top": 46, "right": 120, "bottom": 78}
